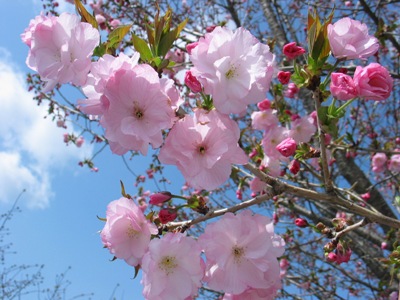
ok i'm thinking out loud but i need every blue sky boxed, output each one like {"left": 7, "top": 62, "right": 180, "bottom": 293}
{"left": 0, "top": 1, "right": 165, "bottom": 298}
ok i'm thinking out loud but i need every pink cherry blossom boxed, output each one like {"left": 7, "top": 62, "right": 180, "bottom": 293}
{"left": 388, "top": 154, "right": 400, "bottom": 172}
{"left": 251, "top": 109, "right": 278, "bottom": 131}
{"left": 353, "top": 63, "right": 393, "bottom": 101}
{"left": 141, "top": 233, "right": 205, "bottom": 300}
{"left": 289, "top": 115, "right": 316, "bottom": 143}
{"left": 100, "top": 197, "right": 158, "bottom": 266}
{"left": 282, "top": 42, "right": 306, "bottom": 59}
{"left": 260, "top": 155, "right": 282, "bottom": 177}
{"left": 185, "top": 70, "right": 202, "bottom": 93}
{"left": 327, "top": 17, "right": 379, "bottom": 60}
{"left": 276, "top": 137, "right": 297, "bottom": 157}
{"left": 189, "top": 26, "right": 276, "bottom": 114}
{"left": 80, "top": 52, "right": 140, "bottom": 116}
{"left": 249, "top": 177, "right": 267, "bottom": 194}
{"left": 262, "top": 126, "right": 290, "bottom": 159}
{"left": 330, "top": 73, "right": 357, "bottom": 100}
{"left": 25, "top": 13, "right": 100, "bottom": 92}
{"left": 100, "top": 64, "right": 176, "bottom": 155}
{"left": 199, "top": 210, "right": 285, "bottom": 295}
{"left": 158, "top": 109, "right": 248, "bottom": 190}
{"left": 21, "top": 14, "right": 54, "bottom": 47}
{"left": 371, "top": 152, "right": 387, "bottom": 173}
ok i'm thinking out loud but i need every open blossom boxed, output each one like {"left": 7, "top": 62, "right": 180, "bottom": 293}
{"left": 251, "top": 109, "right": 278, "bottom": 131}
{"left": 327, "top": 17, "right": 379, "bottom": 60}
{"left": 24, "top": 13, "right": 100, "bottom": 92}
{"left": 100, "top": 197, "right": 158, "bottom": 266}
{"left": 199, "top": 210, "right": 285, "bottom": 295}
{"left": 371, "top": 152, "right": 387, "bottom": 173}
{"left": 158, "top": 109, "right": 248, "bottom": 190}
{"left": 141, "top": 233, "right": 205, "bottom": 300}
{"left": 388, "top": 154, "right": 400, "bottom": 173}
{"left": 80, "top": 52, "right": 140, "bottom": 116}
{"left": 330, "top": 73, "right": 357, "bottom": 100}
{"left": 289, "top": 115, "right": 316, "bottom": 143}
{"left": 282, "top": 42, "right": 306, "bottom": 59}
{"left": 189, "top": 26, "right": 276, "bottom": 114}
{"left": 100, "top": 64, "right": 176, "bottom": 155}
{"left": 262, "top": 126, "right": 290, "bottom": 159}
{"left": 353, "top": 63, "right": 393, "bottom": 101}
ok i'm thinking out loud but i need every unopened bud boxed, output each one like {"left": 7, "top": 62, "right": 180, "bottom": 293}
{"left": 149, "top": 192, "right": 172, "bottom": 205}
{"left": 294, "top": 218, "right": 309, "bottom": 228}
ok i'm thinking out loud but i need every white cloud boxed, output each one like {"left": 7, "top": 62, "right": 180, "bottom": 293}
{"left": 0, "top": 48, "right": 93, "bottom": 209}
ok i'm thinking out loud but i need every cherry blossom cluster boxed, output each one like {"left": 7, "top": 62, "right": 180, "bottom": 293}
{"left": 101, "top": 198, "right": 285, "bottom": 299}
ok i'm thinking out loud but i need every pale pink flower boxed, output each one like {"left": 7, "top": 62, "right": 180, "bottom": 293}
{"left": 21, "top": 14, "right": 54, "bottom": 47}
{"left": 289, "top": 115, "right": 316, "bottom": 143}
{"left": 249, "top": 177, "right": 267, "bottom": 194}
{"left": 199, "top": 210, "right": 285, "bottom": 295}
{"left": 189, "top": 26, "right": 276, "bottom": 114}
{"left": 100, "top": 197, "right": 158, "bottom": 266}
{"left": 251, "top": 109, "right": 278, "bottom": 131}
{"left": 330, "top": 73, "right": 357, "bottom": 100}
{"left": 158, "top": 109, "right": 248, "bottom": 190}
{"left": 260, "top": 155, "right": 282, "bottom": 177}
{"left": 75, "top": 136, "right": 84, "bottom": 147}
{"left": 141, "top": 233, "right": 205, "bottom": 300}
{"left": 80, "top": 52, "right": 140, "bottom": 115}
{"left": 222, "top": 260, "right": 281, "bottom": 299}
{"left": 25, "top": 13, "right": 100, "bottom": 92}
{"left": 276, "top": 137, "right": 297, "bottom": 157}
{"left": 262, "top": 126, "right": 290, "bottom": 159}
{"left": 110, "top": 19, "right": 122, "bottom": 28}
{"left": 388, "top": 154, "right": 400, "bottom": 172}
{"left": 371, "top": 152, "right": 387, "bottom": 173}
{"left": 327, "top": 17, "right": 379, "bottom": 60}
{"left": 353, "top": 63, "right": 393, "bottom": 101}
{"left": 100, "top": 65, "right": 175, "bottom": 155}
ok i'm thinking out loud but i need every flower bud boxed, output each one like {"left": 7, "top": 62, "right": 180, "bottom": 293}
{"left": 158, "top": 209, "right": 177, "bottom": 224}
{"left": 184, "top": 70, "right": 202, "bottom": 93}
{"left": 294, "top": 218, "right": 309, "bottom": 228}
{"left": 277, "top": 71, "right": 291, "bottom": 84}
{"left": 276, "top": 137, "right": 297, "bottom": 157}
{"left": 326, "top": 252, "right": 337, "bottom": 263}
{"left": 283, "top": 42, "right": 306, "bottom": 59}
{"left": 149, "top": 192, "right": 172, "bottom": 205}
{"left": 289, "top": 160, "right": 300, "bottom": 175}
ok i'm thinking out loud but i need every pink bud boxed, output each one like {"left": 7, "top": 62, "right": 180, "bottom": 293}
{"left": 294, "top": 218, "right": 309, "bottom": 228}
{"left": 158, "top": 209, "right": 177, "bottom": 224}
{"left": 289, "top": 160, "right": 300, "bottom": 175}
{"left": 326, "top": 252, "right": 337, "bottom": 262}
{"left": 276, "top": 137, "right": 297, "bottom": 157}
{"left": 149, "top": 192, "right": 172, "bottom": 205}
{"left": 257, "top": 99, "right": 271, "bottom": 111}
{"left": 381, "top": 242, "right": 388, "bottom": 250}
{"left": 76, "top": 136, "right": 84, "bottom": 148}
{"left": 206, "top": 25, "right": 216, "bottom": 33}
{"left": 63, "top": 133, "right": 69, "bottom": 143}
{"left": 283, "top": 42, "right": 306, "bottom": 59}
{"left": 361, "top": 192, "right": 370, "bottom": 201}
{"left": 236, "top": 189, "right": 242, "bottom": 200}
{"left": 184, "top": 70, "right": 202, "bottom": 93}
{"left": 277, "top": 71, "right": 291, "bottom": 84}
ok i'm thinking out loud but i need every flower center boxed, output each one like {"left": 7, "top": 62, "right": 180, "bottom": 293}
{"left": 232, "top": 245, "right": 245, "bottom": 263}
{"left": 199, "top": 145, "right": 206, "bottom": 154}
{"left": 126, "top": 224, "right": 139, "bottom": 238}
{"left": 225, "top": 65, "right": 237, "bottom": 79}
{"left": 158, "top": 256, "right": 178, "bottom": 275}
{"left": 132, "top": 101, "right": 144, "bottom": 119}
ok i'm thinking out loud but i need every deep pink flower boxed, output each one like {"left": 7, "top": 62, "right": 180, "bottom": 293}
{"left": 149, "top": 192, "right": 172, "bottom": 205}
{"left": 277, "top": 71, "right": 291, "bottom": 84}
{"left": 184, "top": 70, "right": 202, "bottom": 93}
{"left": 100, "top": 197, "right": 158, "bottom": 266}
{"left": 327, "top": 17, "right": 379, "bottom": 60}
{"left": 158, "top": 209, "right": 178, "bottom": 224}
{"left": 326, "top": 252, "right": 337, "bottom": 263}
{"left": 186, "top": 42, "right": 198, "bottom": 54}
{"left": 289, "top": 159, "right": 300, "bottom": 175}
{"left": 284, "top": 83, "right": 299, "bottom": 98}
{"left": 257, "top": 99, "right": 271, "bottom": 111}
{"left": 353, "top": 63, "right": 393, "bottom": 101}
{"left": 141, "top": 233, "right": 205, "bottom": 300}
{"left": 158, "top": 109, "right": 248, "bottom": 190}
{"left": 330, "top": 73, "right": 357, "bottom": 100}
{"left": 100, "top": 65, "right": 176, "bottom": 155}
{"left": 361, "top": 192, "right": 370, "bottom": 201}
{"left": 199, "top": 210, "right": 285, "bottom": 295}
{"left": 25, "top": 13, "right": 100, "bottom": 92}
{"left": 276, "top": 137, "right": 297, "bottom": 157}
{"left": 189, "top": 27, "right": 276, "bottom": 114}
{"left": 283, "top": 42, "right": 306, "bottom": 59}
{"left": 335, "top": 242, "right": 352, "bottom": 264}
{"left": 371, "top": 152, "right": 387, "bottom": 173}
{"left": 294, "top": 218, "right": 309, "bottom": 228}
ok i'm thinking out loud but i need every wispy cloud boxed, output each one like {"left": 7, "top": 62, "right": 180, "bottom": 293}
{"left": 0, "top": 48, "right": 93, "bottom": 209}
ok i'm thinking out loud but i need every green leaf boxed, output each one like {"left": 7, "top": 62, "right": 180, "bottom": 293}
{"left": 108, "top": 25, "right": 132, "bottom": 49}
{"left": 93, "top": 43, "right": 107, "bottom": 57}
{"left": 74, "top": 0, "right": 98, "bottom": 29}
{"left": 120, "top": 180, "right": 132, "bottom": 199}
{"left": 132, "top": 34, "right": 153, "bottom": 62}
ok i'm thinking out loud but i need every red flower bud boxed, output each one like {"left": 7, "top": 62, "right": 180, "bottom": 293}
{"left": 277, "top": 71, "right": 291, "bottom": 84}
{"left": 294, "top": 218, "right": 309, "bottom": 228}
{"left": 158, "top": 209, "right": 177, "bottom": 224}
{"left": 283, "top": 42, "right": 306, "bottom": 59}
{"left": 184, "top": 70, "right": 202, "bottom": 93}
{"left": 149, "top": 192, "right": 172, "bottom": 205}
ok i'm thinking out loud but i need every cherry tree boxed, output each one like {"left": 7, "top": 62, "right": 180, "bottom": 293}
{"left": 22, "top": 0, "right": 400, "bottom": 298}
